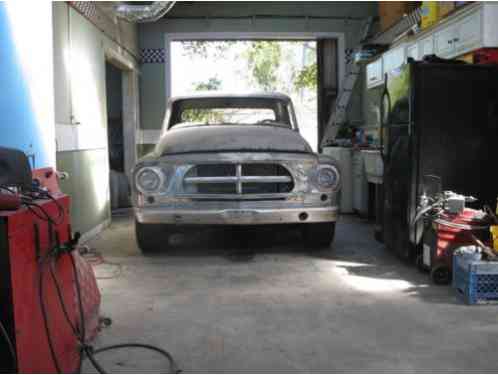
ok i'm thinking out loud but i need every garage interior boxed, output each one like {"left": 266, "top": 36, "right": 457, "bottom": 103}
{"left": 1, "top": 1, "right": 498, "bottom": 373}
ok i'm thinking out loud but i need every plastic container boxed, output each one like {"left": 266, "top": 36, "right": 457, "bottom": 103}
{"left": 453, "top": 250, "right": 498, "bottom": 305}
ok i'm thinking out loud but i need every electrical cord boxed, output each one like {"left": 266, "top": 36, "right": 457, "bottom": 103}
{"left": 23, "top": 201, "right": 56, "bottom": 224}
{"left": 48, "top": 260, "right": 78, "bottom": 337}
{"left": 22, "top": 187, "right": 65, "bottom": 226}
{"left": 78, "top": 246, "right": 123, "bottom": 280}
{"left": 28, "top": 188, "right": 179, "bottom": 373}
{"left": 0, "top": 319, "right": 17, "bottom": 367}
{"left": 38, "top": 254, "right": 63, "bottom": 374}
{"left": 42, "top": 246, "right": 180, "bottom": 373}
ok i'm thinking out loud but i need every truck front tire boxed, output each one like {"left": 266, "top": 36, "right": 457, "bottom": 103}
{"left": 135, "top": 220, "right": 172, "bottom": 254}
{"left": 302, "top": 222, "right": 336, "bottom": 249}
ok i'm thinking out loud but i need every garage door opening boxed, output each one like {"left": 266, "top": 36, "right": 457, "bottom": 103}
{"left": 170, "top": 40, "right": 318, "bottom": 150}
{"left": 105, "top": 61, "right": 130, "bottom": 211}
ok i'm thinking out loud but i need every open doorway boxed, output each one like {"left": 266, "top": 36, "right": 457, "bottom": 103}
{"left": 105, "top": 61, "right": 130, "bottom": 211}
{"left": 170, "top": 40, "right": 319, "bottom": 150}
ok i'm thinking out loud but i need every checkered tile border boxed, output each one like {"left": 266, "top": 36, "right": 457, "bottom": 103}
{"left": 71, "top": 2, "right": 97, "bottom": 20}
{"left": 345, "top": 48, "right": 354, "bottom": 65}
{"left": 140, "top": 48, "right": 166, "bottom": 64}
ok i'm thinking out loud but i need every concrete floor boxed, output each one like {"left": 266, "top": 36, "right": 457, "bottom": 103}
{"left": 83, "top": 212, "right": 498, "bottom": 373}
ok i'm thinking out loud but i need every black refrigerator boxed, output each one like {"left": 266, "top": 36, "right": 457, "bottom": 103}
{"left": 379, "top": 61, "right": 498, "bottom": 260}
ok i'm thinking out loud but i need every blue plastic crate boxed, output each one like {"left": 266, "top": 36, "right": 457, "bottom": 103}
{"left": 453, "top": 254, "right": 498, "bottom": 305}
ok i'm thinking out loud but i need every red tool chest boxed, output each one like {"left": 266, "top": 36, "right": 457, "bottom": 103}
{"left": 0, "top": 194, "right": 100, "bottom": 373}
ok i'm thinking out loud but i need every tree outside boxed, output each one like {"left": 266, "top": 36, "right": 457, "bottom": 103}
{"left": 171, "top": 40, "right": 318, "bottom": 150}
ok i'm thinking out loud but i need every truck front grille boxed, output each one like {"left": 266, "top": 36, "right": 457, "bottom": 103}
{"left": 183, "top": 163, "right": 294, "bottom": 197}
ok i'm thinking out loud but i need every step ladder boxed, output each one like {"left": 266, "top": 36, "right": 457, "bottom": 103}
{"left": 321, "top": 17, "right": 375, "bottom": 147}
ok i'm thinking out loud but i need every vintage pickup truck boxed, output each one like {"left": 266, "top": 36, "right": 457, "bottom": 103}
{"left": 132, "top": 93, "right": 341, "bottom": 253}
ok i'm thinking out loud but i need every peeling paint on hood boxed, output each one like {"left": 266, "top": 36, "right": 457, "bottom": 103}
{"left": 155, "top": 125, "right": 314, "bottom": 155}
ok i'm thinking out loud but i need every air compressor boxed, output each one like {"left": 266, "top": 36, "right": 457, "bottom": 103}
{"left": 414, "top": 190, "right": 493, "bottom": 284}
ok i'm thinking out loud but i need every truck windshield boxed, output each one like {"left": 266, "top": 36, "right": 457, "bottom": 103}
{"left": 167, "top": 97, "right": 293, "bottom": 129}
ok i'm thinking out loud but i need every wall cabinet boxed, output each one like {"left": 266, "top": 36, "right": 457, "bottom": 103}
{"left": 366, "top": 59, "right": 383, "bottom": 88}
{"left": 418, "top": 36, "right": 434, "bottom": 59}
{"left": 434, "top": 10, "right": 481, "bottom": 58}
{"left": 366, "top": 3, "right": 498, "bottom": 88}
{"left": 406, "top": 43, "right": 419, "bottom": 60}
{"left": 454, "top": 10, "right": 481, "bottom": 54}
{"left": 383, "top": 45, "right": 406, "bottom": 72}
{"left": 434, "top": 25, "right": 456, "bottom": 57}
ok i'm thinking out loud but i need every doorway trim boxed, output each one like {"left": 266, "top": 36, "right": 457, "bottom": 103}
{"left": 164, "top": 31, "right": 345, "bottom": 103}
{"left": 104, "top": 49, "right": 139, "bottom": 179}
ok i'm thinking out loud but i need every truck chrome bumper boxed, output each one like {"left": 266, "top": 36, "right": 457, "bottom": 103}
{"left": 135, "top": 206, "right": 338, "bottom": 225}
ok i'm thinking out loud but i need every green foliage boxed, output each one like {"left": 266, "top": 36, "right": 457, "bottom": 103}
{"left": 181, "top": 41, "right": 236, "bottom": 59}
{"left": 193, "top": 77, "right": 222, "bottom": 91}
{"left": 245, "top": 41, "right": 282, "bottom": 91}
{"left": 181, "top": 109, "right": 224, "bottom": 124}
{"left": 180, "top": 40, "right": 317, "bottom": 95}
{"left": 294, "top": 63, "right": 317, "bottom": 90}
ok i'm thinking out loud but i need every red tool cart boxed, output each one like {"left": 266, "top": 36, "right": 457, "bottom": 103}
{"left": 0, "top": 170, "right": 101, "bottom": 373}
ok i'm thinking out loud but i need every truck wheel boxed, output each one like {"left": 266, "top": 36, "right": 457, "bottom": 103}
{"left": 135, "top": 220, "right": 172, "bottom": 255}
{"left": 303, "top": 222, "right": 336, "bottom": 249}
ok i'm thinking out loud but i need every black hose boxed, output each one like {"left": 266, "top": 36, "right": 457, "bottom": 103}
{"left": 69, "top": 252, "right": 86, "bottom": 344}
{"left": 38, "top": 257, "right": 63, "bottom": 373}
{"left": 0, "top": 319, "right": 17, "bottom": 367}
{"left": 38, "top": 190, "right": 65, "bottom": 225}
{"left": 48, "top": 261, "right": 78, "bottom": 337}
{"left": 22, "top": 188, "right": 65, "bottom": 226}
{"left": 33, "top": 189, "right": 180, "bottom": 375}
{"left": 91, "top": 343, "right": 180, "bottom": 373}
{"left": 24, "top": 201, "right": 54, "bottom": 223}
{"left": 58, "top": 252, "right": 180, "bottom": 373}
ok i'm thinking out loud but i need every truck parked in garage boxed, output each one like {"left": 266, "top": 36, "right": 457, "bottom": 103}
{"left": 132, "top": 93, "right": 341, "bottom": 253}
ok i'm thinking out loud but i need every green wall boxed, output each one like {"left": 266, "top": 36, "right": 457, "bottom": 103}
{"left": 57, "top": 149, "right": 110, "bottom": 235}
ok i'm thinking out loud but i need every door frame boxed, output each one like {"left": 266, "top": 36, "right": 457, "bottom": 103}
{"left": 104, "top": 49, "right": 139, "bottom": 179}
{"left": 164, "top": 32, "right": 345, "bottom": 101}
{"left": 163, "top": 31, "right": 345, "bottom": 150}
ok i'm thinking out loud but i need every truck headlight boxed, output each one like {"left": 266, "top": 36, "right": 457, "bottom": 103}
{"left": 135, "top": 167, "right": 164, "bottom": 194}
{"left": 315, "top": 165, "right": 340, "bottom": 191}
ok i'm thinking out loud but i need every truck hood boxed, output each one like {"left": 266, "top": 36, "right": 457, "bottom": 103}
{"left": 154, "top": 125, "right": 313, "bottom": 155}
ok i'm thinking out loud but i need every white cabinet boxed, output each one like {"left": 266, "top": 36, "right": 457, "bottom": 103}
{"left": 434, "top": 24, "right": 456, "bottom": 57}
{"left": 418, "top": 36, "right": 434, "bottom": 58}
{"left": 365, "top": 4, "right": 498, "bottom": 90}
{"left": 366, "top": 59, "right": 383, "bottom": 88}
{"left": 454, "top": 10, "right": 481, "bottom": 54}
{"left": 406, "top": 43, "right": 419, "bottom": 60}
{"left": 383, "top": 45, "right": 406, "bottom": 73}
{"left": 435, "top": 8, "right": 482, "bottom": 58}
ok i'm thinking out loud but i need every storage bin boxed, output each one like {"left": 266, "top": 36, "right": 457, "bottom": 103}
{"left": 438, "top": 1, "right": 455, "bottom": 19}
{"left": 379, "top": 2, "right": 418, "bottom": 32}
{"left": 453, "top": 252, "right": 498, "bottom": 305}
{"left": 421, "top": 2, "right": 439, "bottom": 29}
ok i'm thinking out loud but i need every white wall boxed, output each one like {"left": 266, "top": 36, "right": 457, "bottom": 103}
{"left": 52, "top": 2, "right": 139, "bottom": 238}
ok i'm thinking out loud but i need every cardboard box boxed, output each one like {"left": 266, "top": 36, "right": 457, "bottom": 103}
{"left": 420, "top": 1, "right": 439, "bottom": 29}
{"left": 379, "top": 2, "right": 419, "bottom": 32}
{"left": 438, "top": 1, "right": 456, "bottom": 19}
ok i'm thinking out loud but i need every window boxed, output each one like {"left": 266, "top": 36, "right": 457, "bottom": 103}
{"left": 167, "top": 97, "right": 293, "bottom": 129}
{"left": 180, "top": 108, "right": 276, "bottom": 126}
